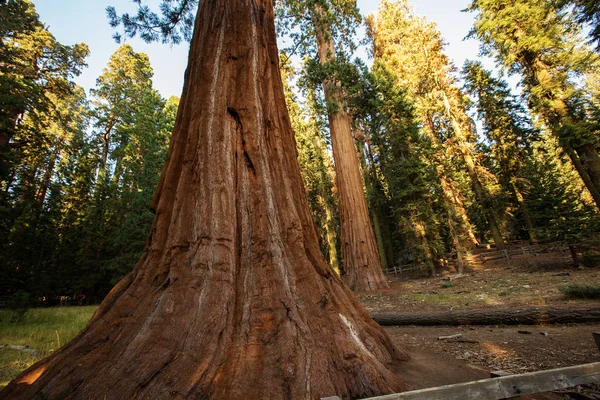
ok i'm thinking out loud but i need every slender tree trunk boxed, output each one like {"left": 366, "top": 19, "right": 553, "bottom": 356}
{"left": 447, "top": 215, "right": 465, "bottom": 274}
{"left": 423, "top": 115, "right": 478, "bottom": 249}
{"left": 438, "top": 170, "right": 479, "bottom": 247}
{"left": 371, "top": 208, "right": 389, "bottom": 273}
{"left": 360, "top": 133, "right": 391, "bottom": 274}
{"left": 1, "top": 123, "right": 15, "bottom": 179}
{"left": 0, "top": 109, "right": 22, "bottom": 154}
{"left": 511, "top": 180, "right": 536, "bottom": 244}
{"left": 100, "top": 129, "right": 110, "bottom": 177}
{"left": 528, "top": 58, "right": 600, "bottom": 210}
{"left": 410, "top": 212, "right": 436, "bottom": 275}
{"left": 312, "top": 9, "right": 388, "bottom": 291}
{"left": 0, "top": 131, "right": 10, "bottom": 154}
{"left": 364, "top": 133, "right": 395, "bottom": 269}
{"left": 442, "top": 93, "right": 505, "bottom": 249}
{"left": 323, "top": 196, "right": 341, "bottom": 275}
{"left": 34, "top": 155, "right": 56, "bottom": 223}
{"left": 565, "top": 145, "right": 600, "bottom": 208}
{"left": 470, "top": 165, "right": 505, "bottom": 249}
{"left": 2, "top": 2, "right": 406, "bottom": 399}
{"left": 574, "top": 143, "right": 600, "bottom": 208}
{"left": 381, "top": 209, "right": 396, "bottom": 269}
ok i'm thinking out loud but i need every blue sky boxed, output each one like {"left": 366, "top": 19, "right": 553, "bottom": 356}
{"left": 33, "top": 0, "right": 488, "bottom": 99}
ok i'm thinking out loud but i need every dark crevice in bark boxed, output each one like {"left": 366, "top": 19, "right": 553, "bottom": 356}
{"left": 228, "top": 106, "right": 256, "bottom": 175}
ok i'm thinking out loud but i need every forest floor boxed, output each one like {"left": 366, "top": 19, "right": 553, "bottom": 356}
{"left": 0, "top": 252, "right": 598, "bottom": 397}
{"left": 359, "top": 251, "right": 600, "bottom": 398}
{"left": 360, "top": 252, "right": 600, "bottom": 313}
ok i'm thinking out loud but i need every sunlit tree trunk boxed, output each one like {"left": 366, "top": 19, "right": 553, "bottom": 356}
{"left": 312, "top": 8, "right": 388, "bottom": 291}
{"left": 442, "top": 93, "right": 505, "bottom": 250}
{"left": 2, "top": 1, "right": 407, "bottom": 399}
{"left": 422, "top": 115, "right": 479, "bottom": 253}
{"left": 565, "top": 146, "right": 600, "bottom": 207}
{"left": 528, "top": 58, "right": 600, "bottom": 209}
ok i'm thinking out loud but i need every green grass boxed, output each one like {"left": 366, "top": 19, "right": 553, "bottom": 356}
{"left": 560, "top": 284, "right": 600, "bottom": 299}
{"left": 0, "top": 306, "right": 97, "bottom": 388}
{"left": 499, "top": 287, "right": 521, "bottom": 297}
{"left": 411, "top": 292, "right": 453, "bottom": 304}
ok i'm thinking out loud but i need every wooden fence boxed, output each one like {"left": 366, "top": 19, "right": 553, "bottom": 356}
{"left": 322, "top": 333, "right": 600, "bottom": 400}
{"left": 322, "top": 362, "right": 600, "bottom": 400}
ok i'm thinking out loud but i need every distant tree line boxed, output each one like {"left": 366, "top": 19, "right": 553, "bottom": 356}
{"left": 0, "top": 1, "right": 178, "bottom": 303}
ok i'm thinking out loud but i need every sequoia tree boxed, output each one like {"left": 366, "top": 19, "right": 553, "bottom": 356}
{"left": 277, "top": 0, "right": 389, "bottom": 291}
{"left": 282, "top": 59, "right": 341, "bottom": 275}
{"left": 2, "top": 1, "right": 406, "bottom": 399}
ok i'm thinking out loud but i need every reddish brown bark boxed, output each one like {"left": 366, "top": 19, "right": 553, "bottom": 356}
{"left": 313, "top": 11, "right": 389, "bottom": 292}
{"left": 2, "top": 1, "right": 406, "bottom": 399}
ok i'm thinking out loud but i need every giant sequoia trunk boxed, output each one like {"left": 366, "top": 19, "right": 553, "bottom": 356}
{"left": 2, "top": 1, "right": 406, "bottom": 399}
{"left": 312, "top": 10, "right": 389, "bottom": 291}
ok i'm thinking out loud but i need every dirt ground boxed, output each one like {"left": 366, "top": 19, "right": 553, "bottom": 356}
{"left": 358, "top": 252, "right": 600, "bottom": 398}
{"left": 385, "top": 324, "right": 600, "bottom": 399}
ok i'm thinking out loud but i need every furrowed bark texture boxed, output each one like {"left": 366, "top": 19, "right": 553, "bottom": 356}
{"left": 313, "top": 11, "right": 389, "bottom": 292}
{"left": 1, "top": 1, "right": 406, "bottom": 399}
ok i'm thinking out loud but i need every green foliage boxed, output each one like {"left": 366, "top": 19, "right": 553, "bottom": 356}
{"left": 462, "top": 61, "right": 540, "bottom": 241}
{"left": 555, "top": 0, "right": 600, "bottom": 49}
{"left": 106, "top": 0, "right": 198, "bottom": 45}
{"left": 499, "top": 287, "right": 520, "bottom": 296}
{"left": 0, "top": 38, "right": 177, "bottom": 300}
{"left": 0, "top": 0, "right": 89, "bottom": 178}
{"left": 276, "top": 0, "right": 362, "bottom": 126}
{"left": 560, "top": 284, "right": 600, "bottom": 299}
{"left": 281, "top": 57, "right": 341, "bottom": 272}
{"left": 440, "top": 281, "right": 454, "bottom": 289}
{"left": 276, "top": 0, "right": 361, "bottom": 56}
{"left": 524, "top": 135, "right": 600, "bottom": 241}
{"left": 347, "top": 59, "right": 445, "bottom": 270}
{"left": 467, "top": 0, "right": 600, "bottom": 210}
{"left": 73, "top": 45, "right": 176, "bottom": 294}
{"left": 367, "top": 0, "right": 504, "bottom": 260}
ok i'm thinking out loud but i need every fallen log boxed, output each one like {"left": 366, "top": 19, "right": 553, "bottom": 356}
{"left": 371, "top": 306, "right": 600, "bottom": 326}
